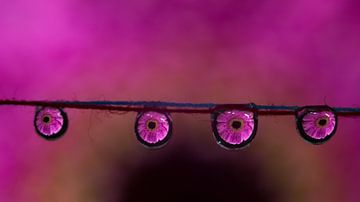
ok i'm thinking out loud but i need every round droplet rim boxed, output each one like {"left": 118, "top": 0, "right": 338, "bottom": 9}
{"left": 34, "top": 107, "right": 69, "bottom": 140}
{"left": 134, "top": 111, "right": 173, "bottom": 148}
{"left": 295, "top": 106, "right": 338, "bottom": 145}
{"left": 211, "top": 108, "right": 258, "bottom": 150}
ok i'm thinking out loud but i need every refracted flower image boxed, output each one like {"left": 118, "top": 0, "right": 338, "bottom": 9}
{"left": 211, "top": 109, "right": 257, "bottom": 149}
{"left": 296, "top": 107, "right": 337, "bottom": 144}
{"left": 34, "top": 107, "right": 68, "bottom": 140}
{"left": 135, "top": 111, "right": 172, "bottom": 148}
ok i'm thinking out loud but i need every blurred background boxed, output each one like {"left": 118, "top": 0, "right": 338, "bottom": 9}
{"left": 0, "top": 0, "right": 360, "bottom": 201}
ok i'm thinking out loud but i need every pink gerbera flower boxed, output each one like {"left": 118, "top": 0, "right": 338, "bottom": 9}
{"left": 296, "top": 107, "right": 337, "bottom": 144}
{"left": 34, "top": 107, "right": 68, "bottom": 140}
{"left": 212, "top": 109, "right": 257, "bottom": 149}
{"left": 135, "top": 111, "right": 172, "bottom": 148}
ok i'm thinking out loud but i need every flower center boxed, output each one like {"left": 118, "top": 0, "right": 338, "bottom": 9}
{"left": 42, "top": 115, "right": 51, "bottom": 123}
{"left": 147, "top": 120, "right": 157, "bottom": 130}
{"left": 230, "top": 119, "right": 243, "bottom": 131}
{"left": 316, "top": 117, "right": 328, "bottom": 128}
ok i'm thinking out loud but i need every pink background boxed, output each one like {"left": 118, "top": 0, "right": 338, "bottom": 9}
{"left": 1, "top": 0, "right": 360, "bottom": 201}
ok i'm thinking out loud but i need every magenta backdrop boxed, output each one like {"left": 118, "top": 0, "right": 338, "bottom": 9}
{"left": 1, "top": 0, "right": 360, "bottom": 201}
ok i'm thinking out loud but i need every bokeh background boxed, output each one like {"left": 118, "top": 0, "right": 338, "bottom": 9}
{"left": 1, "top": 0, "right": 360, "bottom": 201}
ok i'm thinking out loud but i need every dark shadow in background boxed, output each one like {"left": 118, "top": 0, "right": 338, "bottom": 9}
{"left": 119, "top": 147, "right": 278, "bottom": 202}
